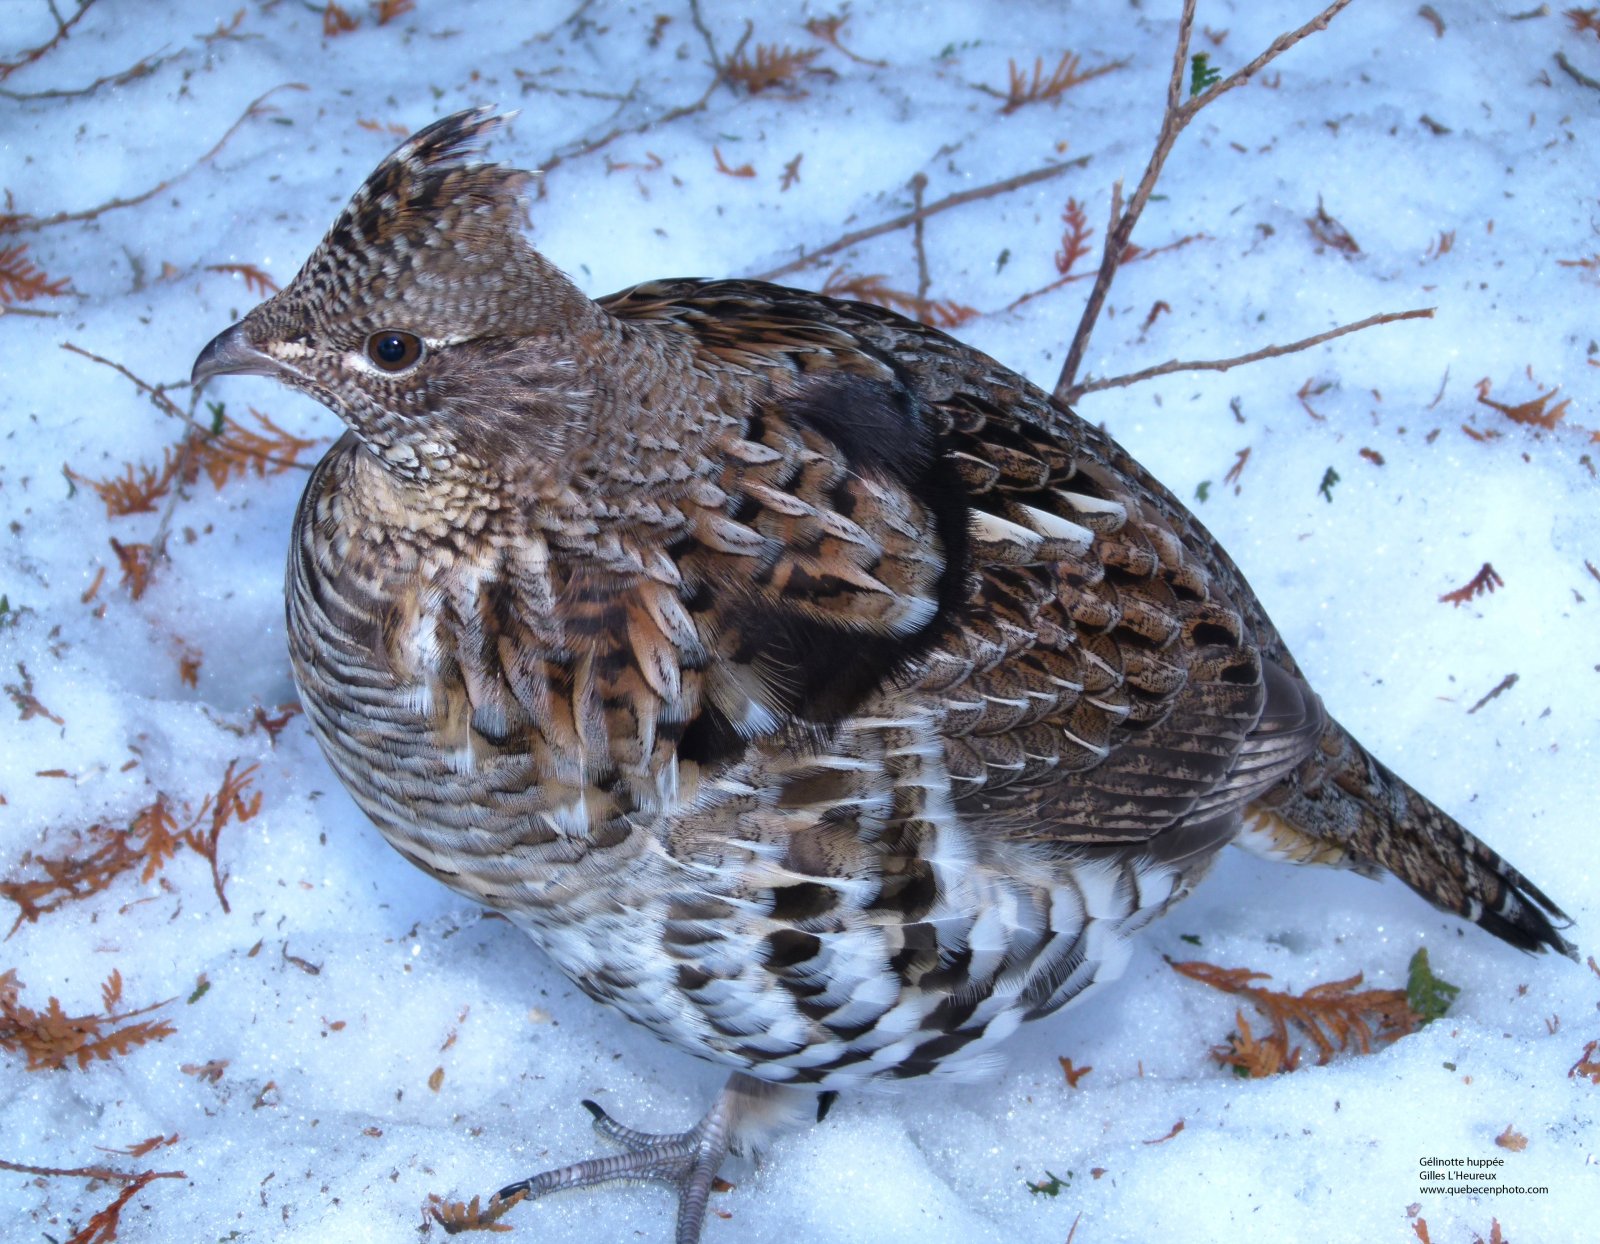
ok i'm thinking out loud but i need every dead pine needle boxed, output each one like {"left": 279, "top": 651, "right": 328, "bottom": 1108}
{"left": 0, "top": 969, "right": 176, "bottom": 1071}
{"left": 426, "top": 1189, "right": 525, "bottom": 1234}
{"left": 1, "top": 759, "right": 262, "bottom": 931}
{"left": 990, "top": 51, "right": 1127, "bottom": 114}
{"left": 723, "top": 44, "right": 827, "bottom": 97}
{"left": 0, "top": 244, "right": 73, "bottom": 303}
{"left": 1474, "top": 377, "right": 1569, "bottom": 430}
{"left": 821, "top": 267, "right": 977, "bottom": 330}
{"left": 1439, "top": 563, "right": 1504, "bottom": 607}
{"left": 1170, "top": 957, "right": 1424, "bottom": 1075}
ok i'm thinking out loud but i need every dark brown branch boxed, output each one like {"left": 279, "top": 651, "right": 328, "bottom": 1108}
{"left": 752, "top": 155, "right": 1091, "bottom": 283}
{"left": 909, "top": 174, "right": 930, "bottom": 322}
{"left": 1065, "top": 308, "right": 1434, "bottom": 403}
{"left": 1467, "top": 673, "right": 1518, "bottom": 715}
{"left": 1555, "top": 50, "right": 1600, "bottom": 92}
{"left": 1054, "top": 0, "right": 1357, "bottom": 400}
{"left": 5, "top": 83, "right": 308, "bottom": 235}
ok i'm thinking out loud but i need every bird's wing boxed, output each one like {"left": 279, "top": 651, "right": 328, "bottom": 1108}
{"left": 601, "top": 279, "right": 1325, "bottom": 845}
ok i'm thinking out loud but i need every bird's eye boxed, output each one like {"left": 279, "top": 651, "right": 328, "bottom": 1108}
{"left": 366, "top": 331, "right": 423, "bottom": 372}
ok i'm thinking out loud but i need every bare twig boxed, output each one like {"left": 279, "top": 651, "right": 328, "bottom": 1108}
{"left": 61, "top": 342, "right": 209, "bottom": 567}
{"left": 1065, "top": 308, "right": 1434, "bottom": 402}
{"left": 752, "top": 155, "right": 1091, "bottom": 283}
{"left": 531, "top": 16, "right": 750, "bottom": 184}
{"left": 58, "top": 343, "right": 312, "bottom": 567}
{"left": 60, "top": 343, "right": 187, "bottom": 421}
{"left": 688, "top": 0, "right": 729, "bottom": 76}
{"left": 0, "top": 48, "right": 179, "bottom": 101}
{"left": 1467, "top": 673, "right": 1518, "bottom": 715}
{"left": 1054, "top": 0, "right": 1357, "bottom": 400}
{"left": 0, "top": 0, "right": 101, "bottom": 82}
{"left": 805, "top": 15, "right": 887, "bottom": 68}
{"left": 513, "top": 68, "right": 634, "bottom": 103}
{"left": 910, "top": 174, "right": 930, "bottom": 322}
{"left": 1555, "top": 50, "right": 1600, "bottom": 92}
{"left": 5, "top": 83, "right": 308, "bottom": 235}
{"left": 0, "top": 1157, "right": 184, "bottom": 1182}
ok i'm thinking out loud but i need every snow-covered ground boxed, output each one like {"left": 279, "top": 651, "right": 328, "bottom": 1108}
{"left": 3, "top": 2, "right": 1596, "bottom": 1241}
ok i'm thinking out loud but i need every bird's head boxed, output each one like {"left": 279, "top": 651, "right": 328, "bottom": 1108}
{"left": 192, "top": 107, "right": 602, "bottom": 485}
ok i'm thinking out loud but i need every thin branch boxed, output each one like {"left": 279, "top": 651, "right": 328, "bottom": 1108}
{"left": 1064, "top": 308, "right": 1434, "bottom": 403}
{"left": 1054, "top": 0, "right": 1357, "bottom": 400}
{"left": 58, "top": 342, "right": 313, "bottom": 565}
{"left": 0, "top": 1157, "right": 184, "bottom": 1183}
{"left": 1056, "top": 2, "right": 1196, "bottom": 395}
{"left": 688, "top": 0, "right": 728, "bottom": 76}
{"left": 0, "top": 0, "right": 101, "bottom": 82}
{"left": 1555, "top": 50, "right": 1600, "bottom": 92}
{"left": 531, "top": 18, "right": 749, "bottom": 184}
{"left": 909, "top": 173, "right": 930, "bottom": 322}
{"left": 1188, "top": 0, "right": 1355, "bottom": 114}
{"left": 4, "top": 83, "right": 307, "bottom": 235}
{"left": 752, "top": 155, "right": 1091, "bottom": 283}
{"left": 1467, "top": 673, "right": 1518, "bottom": 715}
{"left": 59, "top": 342, "right": 187, "bottom": 423}
{"left": 0, "top": 48, "right": 179, "bottom": 101}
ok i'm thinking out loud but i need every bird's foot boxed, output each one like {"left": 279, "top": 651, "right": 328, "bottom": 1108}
{"left": 497, "top": 1072, "right": 793, "bottom": 1244}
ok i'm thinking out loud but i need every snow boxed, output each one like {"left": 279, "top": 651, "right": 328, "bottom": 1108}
{"left": 2, "top": 2, "right": 1596, "bottom": 1242}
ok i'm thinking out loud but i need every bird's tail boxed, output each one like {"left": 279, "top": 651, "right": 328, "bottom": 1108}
{"left": 1240, "top": 716, "right": 1576, "bottom": 959}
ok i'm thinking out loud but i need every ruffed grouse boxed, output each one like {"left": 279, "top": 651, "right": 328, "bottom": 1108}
{"left": 192, "top": 109, "right": 1574, "bottom": 1242}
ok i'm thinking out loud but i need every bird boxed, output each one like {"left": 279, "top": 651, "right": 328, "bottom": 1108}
{"left": 191, "top": 108, "right": 1575, "bottom": 1243}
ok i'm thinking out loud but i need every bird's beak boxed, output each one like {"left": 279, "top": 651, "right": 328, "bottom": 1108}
{"left": 191, "top": 321, "right": 278, "bottom": 386}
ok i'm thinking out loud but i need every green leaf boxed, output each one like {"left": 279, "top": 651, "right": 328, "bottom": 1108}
{"left": 1195, "top": 480, "right": 1212, "bottom": 502}
{"left": 1317, "top": 466, "right": 1340, "bottom": 502}
{"left": 1407, "top": 949, "right": 1460, "bottom": 1024}
{"left": 1180, "top": 934, "right": 1202, "bottom": 946}
{"left": 1190, "top": 52, "right": 1222, "bottom": 97}
{"left": 1026, "top": 1170, "right": 1070, "bottom": 1197}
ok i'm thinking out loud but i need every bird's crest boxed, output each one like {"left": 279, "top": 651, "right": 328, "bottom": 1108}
{"left": 282, "top": 107, "right": 555, "bottom": 333}
{"left": 339, "top": 106, "right": 532, "bottom": 251}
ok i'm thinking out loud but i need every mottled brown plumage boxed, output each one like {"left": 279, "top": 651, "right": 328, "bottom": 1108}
{"left": 192, "top": 109, "right": 1574, "bottom": 1243}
